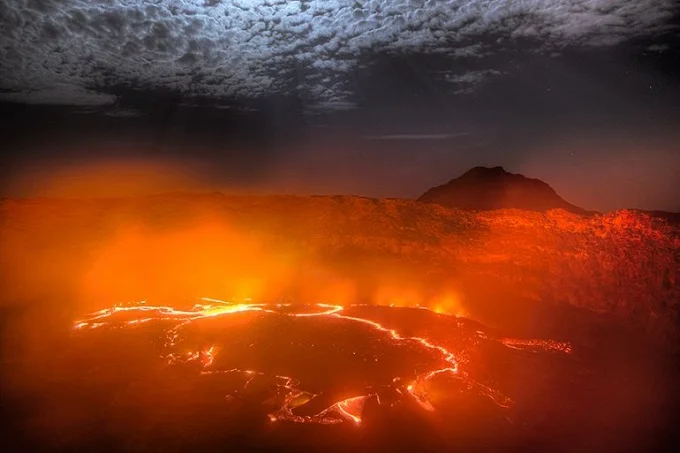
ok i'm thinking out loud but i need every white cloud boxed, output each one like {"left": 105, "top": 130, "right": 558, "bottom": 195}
{"left": 445, "top": 69, "right": 504, "bottom": 94}
{"left": 0, "top": 1, "right": 675, "bottom": 110}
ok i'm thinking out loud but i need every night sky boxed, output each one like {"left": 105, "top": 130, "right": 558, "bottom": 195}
{"left": 1, "top": 0, "right": 679, "bottom": 211}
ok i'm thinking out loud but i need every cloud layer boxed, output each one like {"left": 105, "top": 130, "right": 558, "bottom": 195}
{"left": 0, "top": 0, "right": 676, "bottom": 110}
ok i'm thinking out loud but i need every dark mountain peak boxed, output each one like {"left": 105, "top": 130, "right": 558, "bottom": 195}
{"left": 418, "top": 166, "right": 589, "bottom": 214}
{"left": 462, "top": 166, "right": 508, "bottom": 177}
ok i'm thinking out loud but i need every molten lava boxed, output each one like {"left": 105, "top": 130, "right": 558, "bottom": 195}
{"left": 72, "top": 298, "right": 572, "bottom": 425}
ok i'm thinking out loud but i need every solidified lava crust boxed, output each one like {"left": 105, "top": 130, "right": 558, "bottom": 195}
{"left": 72, "top": 298, "right": 572, "bottom": 425}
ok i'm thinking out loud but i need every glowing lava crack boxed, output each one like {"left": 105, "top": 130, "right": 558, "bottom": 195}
{"left": 73, "top": 299, "right": 572, "bottom": 425}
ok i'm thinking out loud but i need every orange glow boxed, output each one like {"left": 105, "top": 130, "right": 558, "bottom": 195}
{"left": 79, "top": 222, "right": 299, "bottom": 304}
{"left": 429, "top": 292, "right": 468, "bottom": 317}
{"left": 48, "top": 210, "right": 476, "bottom": 318}
{"left": 5, "top": 157, "right": 210, "bottom": 199}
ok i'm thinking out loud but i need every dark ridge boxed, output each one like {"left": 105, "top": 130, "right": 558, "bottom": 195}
{"left": 633, "top": 210, "right": 680, "bottom": 225}
{"left": 418, "top": 166, "right": 591, "bottom": 215}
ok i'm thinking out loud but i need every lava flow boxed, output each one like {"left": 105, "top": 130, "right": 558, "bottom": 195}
{"left": 72, "top": 298, "right": 572, "bottom": 425}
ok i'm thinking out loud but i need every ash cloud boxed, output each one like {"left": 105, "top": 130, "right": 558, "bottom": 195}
{"left": 0, "top": 0, "right": 676, "bottom": 111}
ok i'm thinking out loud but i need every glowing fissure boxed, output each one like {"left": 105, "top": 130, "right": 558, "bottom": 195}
{"left": 73, "top": 298, "right": 571, "bottom": 424}
{"left": 499, "top": 338, "right": 573, "bottom": 354}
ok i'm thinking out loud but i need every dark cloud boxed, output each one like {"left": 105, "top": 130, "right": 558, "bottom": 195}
{"left": 0, "top": 0, "right": 676, "bottom": 110}
{"left": 362, "top": 132, "right": 469, "bottom": 140}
